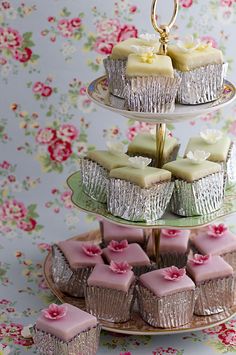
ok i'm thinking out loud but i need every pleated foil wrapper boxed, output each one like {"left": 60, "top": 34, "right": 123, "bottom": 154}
{"left": 103, "top": 57, "right": 127, "bottom": 98}
{"left": 85, "top": 282, "right": 136, "bottom": 323}
{"left": 52, "top": 245, "right": 93, "bottom": 298}
{"left": 125, "top": 75, "right": 181, "bottom": 113}
{"left": 79, "top": 158, "right": 108, "bottom": 203}
{"left": 159, "top": 251, "right": 189, "bottom": 269}
{"left": 194, "top": 275, "right": 235, "bottom": 315}
{"left": 128, "top": 143, "right": 180, "bottom": 167}
{"left": 137, "top": 283, "right": 196, "bottom": 328}
{"left": 32, "top": 324, "right": 101, "bottom": 355}
{"left": 107, "top": 178, "right": 174, "bottom": 222}
{"left": 170, "top": 171, "right": 224, "bottom": 217}
{"left": 225, "top": 142, "right": 236, "bottom": 185}
{"left": 176, "top": 63, "right": 227, "bottom": 105}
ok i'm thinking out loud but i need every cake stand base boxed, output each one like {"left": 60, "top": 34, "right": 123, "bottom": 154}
{"left": 43, "top": 230, "right": 236, "bottom": 335}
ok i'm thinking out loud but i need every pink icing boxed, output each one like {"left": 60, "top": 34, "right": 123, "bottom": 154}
{"left": 58, "top": 240, "right": 104, "bottom": 269}
{"left": 191, "top": 228, "right": 236, "bottom": 255}
{"left": 108, "top": 240, "right": 128, "bottom": 252}
{"left": 82, "top": 244, "right": 102, "bottom": 256}
{"left": 187, "top": 255, "right": 233, "bottom": 283}
{"left": 139, "top": 268, "right": 195, "bottom": 297}
{"left": 103, "top": 243, "right": 150, "bottom": 267}
{"left": 87, "top": 264, "right": 135, "bottom": 292}
{"left": 189, "top": 254, "right": 211, "bottom": 265}
{"left": 160, "top": 229, "right": 190, "bottom": 253}
{"left": 207, "top": 223, "right": 228, "bottom": 238}
{"left": 109, "top": 261, "right": 132, "bottom": 274}
{"left": 42, "top": 304, "right": 67, "bottom": 320}
{"left": 102, "top": 220, "right": 144, "bottom": 243}
{"left": 162, "top": 266, "right": 186, "bottom": 281}
{"left": 36, "top": 303, "right": 97, "bottom": 342}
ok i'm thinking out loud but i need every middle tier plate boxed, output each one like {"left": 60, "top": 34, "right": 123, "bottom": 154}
{"left": 67, "top": 171, "right": 236, "bottom": 229}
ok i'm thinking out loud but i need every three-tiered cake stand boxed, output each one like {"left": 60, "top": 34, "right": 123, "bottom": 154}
{"left": 44, "top": 0, "right": 236, "bottom": 335}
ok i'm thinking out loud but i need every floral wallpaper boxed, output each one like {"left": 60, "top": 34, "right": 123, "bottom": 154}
{"left": 0, "top": 0, "right": 236, "bottom": 354}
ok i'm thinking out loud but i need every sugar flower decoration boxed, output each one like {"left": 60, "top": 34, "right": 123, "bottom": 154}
{"left": 82, "top": 244, "right": 102, "bottom": 256}
{"left": 131, "top": 45, "right": 155, "bottom": 63}
{"left": 109, "top": 260, "right": 132, "bottom": 274}
{"left": 186, "top": 150, "right": 210, "bottom": 164}
{"left": 139, "top": 33, "right": 159, "bottom": 43}
{"left": 162, "top": 266, "right": 186, "bottom": 281}
{"left": 200, "top": 129, "right": 223, "bottom": 145}
{"left": 42, "top": 304, "right": 67, "bottom": 320}
{"left": 108, "top": 239, "right": 128, "bottom": 252}
{"left": 162, "top": 229, "right": 182, "bottom": 238}
{"left": 177, "top": 35, "right": 200, "bottom": 53}
{"left": 128, "top": 156, "right": 151, "bottom": 169}
{"left": 207, "top": 223, "right": 228, "bottom": 238}
{"left": 21, "top": 324, "right": 33, "bottom": 338}
{"left": 106, "top": 140, "right": 127, "bottom": 156}
{"left": 189, "top": 254, "right": 211, "bottom": 265}
{"left": 0, "top": 344, "right": 11, "bottom": 355}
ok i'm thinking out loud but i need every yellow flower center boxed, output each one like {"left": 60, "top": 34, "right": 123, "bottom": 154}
{"left": 141, "top": 52, "right": 155, "bottom": 64}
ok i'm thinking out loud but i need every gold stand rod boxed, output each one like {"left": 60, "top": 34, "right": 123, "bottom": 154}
{"left": 155, "top": 123, "right": 166, "bottom": 168}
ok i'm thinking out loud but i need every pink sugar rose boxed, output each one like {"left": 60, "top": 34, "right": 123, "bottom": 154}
{"left": 57, "top": 124, "right": 78, "bottom": 142}
{"left": 162, "top": 266, "right": 186, "bottom": 281}
{"left": 117, "top": 24, "right": 138, "bottom": 42}
{"left": 94, "top": 37, "right": 114, "bottom": 55}
{"left": 13, "top": 47, "right": 32, "bottom": 63}
{"left": 0, "top": 27, "right": 22, "bottom": 49}
{"left": 162, "top": 229, "right": 182, "bottom": 238}
{"left": 17, "top": 218, "right": 37, "bottom": 232}
{"left": 82, "top": 244, "right": 102, "bottom": 257}
{"left": 33, "top": 81, "right": 44, "bottom": 93}
{"left": 0, "top": 199, "right": 27, "bottom": 221}
{"left": 70, "top": 18, "right": 81, "bottom": 28}
{"left": 179, "top": 0, "right": 193, "bottom": 8}
{"left": 42, "top": 304, "right": 67, "bottom": 320}
{"left": 36, "top": 127, "right": 57, "bottom": 144}
{"left": 207, "top": 223, "right": 228, "bottom": 238}
{"left": 48, "top": 139, "right": 72, "bottom": 162}
{"left": 109, "top": 261, "right": 132, "bottom": 274}
{"left": 189, "top": 254, "right": 211, "bottom": 265}
{"left": 108, "top": 240, "right": 129, "bottom": 252}
{"left": 41, "top": 85, "right": 53, "bottom": 97}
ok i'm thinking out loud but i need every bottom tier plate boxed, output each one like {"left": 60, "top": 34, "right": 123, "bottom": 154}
{"left": 43, "top": 230, "right": 236, "bottom": 336}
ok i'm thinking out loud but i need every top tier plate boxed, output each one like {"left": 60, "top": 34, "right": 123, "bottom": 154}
{"left": 87, "top": 76, "right": 236, "bottom": 124}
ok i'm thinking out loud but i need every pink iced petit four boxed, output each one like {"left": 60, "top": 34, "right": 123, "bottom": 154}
{"left": 191, "top": 223, "right": 236, "bottom": 270}
{"left": 102, "top": 240, "right": 151, "bottom": 275}
{"left": 52, "top": 240, "right": 104, "bottom": 297}
{"left": 159, "top": 229, "right": 190, "bottom": 268}
{"left": 85, "top": 263, "right": 136, "bottom": 323}
{"left": 100, "top": 220, "right": 145, "bottom": 245}
{"left": 187, "top": 254, "right": 235, "bottom": 315}
{"left": 33, "top": 303, "right": 100, "bottom": 355}
{"left": 137, "top": 266, "right": 196, "bottom": 328}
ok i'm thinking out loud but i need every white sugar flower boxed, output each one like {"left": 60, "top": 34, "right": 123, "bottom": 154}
{"left": 177, "top": 35, "right": 200, "bottom": 53}
{"left": 139, "top": 33, "right": 159, "bottom": 43}
{"left": 131, "top": 45, "right": 155, "bottom": 55}
{"left": 200, "top": 129, "right": 223, "bottom": 145}
{"left": 128, "top": 156, "right": 152, "bottom": 169}
{"left": 21, "top": 324, "right": 33, "bottom": 338}
{"left": 187, "top": 150, "right": 210, "bottom": 164}
{"left": 106, "top": 141, "right": 127, "bottom": 155}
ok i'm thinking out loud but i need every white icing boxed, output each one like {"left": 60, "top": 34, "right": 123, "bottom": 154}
{"left": 128, "top": 156, "right": 152, "bottom": 169}
{"left": 186, "top": 150, "right": 210, "bottom": 164}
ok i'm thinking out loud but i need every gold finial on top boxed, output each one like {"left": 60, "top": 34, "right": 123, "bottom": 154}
{"left": 151, "top": 0, "right": 179, "bottom": 55}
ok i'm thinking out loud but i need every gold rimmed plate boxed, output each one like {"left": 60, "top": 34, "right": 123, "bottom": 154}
{"left": 44, "top": 231, "right": 236, "bottom": 335}
{"left": 87, "top": 76, "right": 236, "bottom": 124}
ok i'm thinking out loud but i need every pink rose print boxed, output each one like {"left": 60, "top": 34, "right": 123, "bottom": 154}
{"left": 82, "top": 244, "right": 102, "bottom": 256}
{"left": 38, "top": 243, "right": 51, "bottom": 252}
{"left": 108, "top": 240, "right": 129, "bottom": 252}
{"left": 96, "top": 18, "right": 120, "bottom": 42}
{"left": 33, "top": 81, "right": 44, "bottom": 93}
{"left": 13, "top": 47, "right": 32, "bottom": 63}
{"left": 161, "top": 229, "right": 182, "bottom": 238}
{"left": 61, "top": 191, "right": 73, "bottom": 209}
{"left": 200, "top": 35, "right": 218, "bottom": 48}
{"left": 48, "top": 139, "right": 72, "bottom": 162}
{"left": 162, "top": 266, "right": 186, "bottom": 281}
{"left": 0, "top": 323, "right": 23, "bottom": 338}
{"left": 2, "top": 2, "right": 11, "bottom": 9}
{"left": 221, "top": 0, "right": 233, "bottom": 6}
{"left": 94, "top": 38, "right": 114, "bottom": 55}
{"left": 202, "top": 323, "right": 227, "bottom": 335}
{"left": 129, "top": 6, "right": 137, "bottom": 13}
{"left": 120, "top": 353, "right": 132, "bottom": 355}
{"left": 207, "top": 223, "right": 228, "bottom": 238}
{"left": 189, "top": 254, "right": 211, "bottom": 265}
{"left": 0, "top": 27, "right": 22, "bottom": 49}
{"left": 0, "top": 160, "right": 10, "bottom": 169}
{"left": 70, "top": 18, "right": 81, "bottom": 28}
{"left": 0, "top": 200, "right": 27, "bottom": 221}
{"left": 218, "top": 329, "right": 236, "bottom": 346}
{"left": 229, "top": 121, "right": 236, "bottom": 136}
{"left": 41, "top": 85, "right": 53, "bottom": 97}
{"left": 0, "top": 299, "right": 10, "bottom": 305}
{"left": 57, "top": 124, "right": 78, "bottom": 142}
{"left": 109, "top": 261, "right": 132, "bottom": 274}
{"left": 117, "top": 24, "right": 138, "bottom": 42}
{"left": 179, "top": 0, "right": 193, "bottom": 8}
{"left": 36, "top": 127, "right": 57, "bottom": 144}
{"left": 42, "top": 304, "right": 67, "bottom": 320}
{"left": 17, "top": 218, "right": 37, "bottom": 232}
